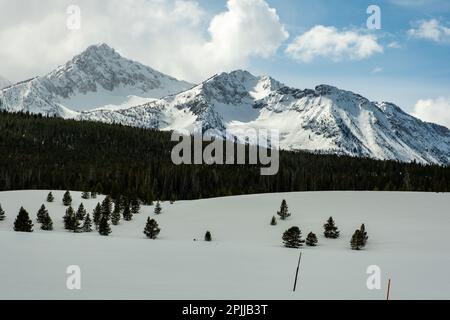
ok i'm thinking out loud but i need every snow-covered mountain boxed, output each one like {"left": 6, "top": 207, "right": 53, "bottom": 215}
{"left": 80, "top": 70, "right": 450, "bottom": 165}
{"left": 0, "top": 44, "right": 193, "bottom": 115}
{"left": 0, "top": 76, "right": 10, "bottom": 89}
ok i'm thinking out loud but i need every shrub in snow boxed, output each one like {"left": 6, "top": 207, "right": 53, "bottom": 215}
{"left": 144, "top": 218, "right": 160, "bottom": 239}
{"left": 277, "top": 199, "right": 291, "bottom": 220}
{"left": 270, "top": 216, "right": 277, "bottom": 225}
{"left": 282, "top": 226, "right": 304, "bottom": 248}
{"left": 62, "top": 191, "right": 72, "bottom": 206}
{"left": 305, "top": 232, "right": 318, "bottom": 246}
{"left": 46, "top": 192, "right": 54, "bottom": 202}
{"left": 204, "top": 231, "right": 212, "bottom": 241}
{"left": 154, "top": 201, "right": 162, "bottom": 215}
{"left": 81, "top": 191, "right": 90, "bottom": 199}
{"left": 323, "top": 216, "right": 340, "bottom": 239}
{"left": 14, "top": 207, "right": 33, "bottom": 232}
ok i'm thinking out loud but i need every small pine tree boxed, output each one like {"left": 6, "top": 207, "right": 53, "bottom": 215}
{"left": 41, "top": 212, "right": 53, "bottom": 231}
{"left": 323, "top": 216, "right": 340, "bottom": 239}
{"left": 122, "top": 203, "right": 133, "bottom": 221}
{"left": 46, "top": 192, "right": 54, "bottom": 202}
{"left": 305, "top": 232, "right": 318, "bottom": 246}
{"left": 350, "top": 230, "right": 365, "bottom": 250}
{"left": 204, "top": 231, "right": 212, "bottom": 241}
{"left": 270, "top": 216, "right": 277, "bottom": 226}
{"left": 91, "top": 191, "right": 97, "bottom": 199}
{"left": 282, "top": 226, "right": 304, "bottom": 248}
{"left": 81, "top": 191, "right": 90, "bottom": 199}
{"left": 14, "top": 207, "right": 33, "bottom": 232}
{"left": 111, "top": 206, "right": 121, "bottom": 225}
{"left": 154, "top": 201, "right": 162, "bottom": 215}
{"left": 76, "top": 203, "right": 86, "bottom": 221}
{"left": 83, "top": 213, "right": 93, "bottom": 232}
{"left": 36, "top": 204, "right": 48, "bottom": 223}
{"left": 277, "top": 199, "right": 291, "bottom": 220}
{"left": 93, "top": 203, "right": 102, "bottom": 229}
{"left": 62, "top": 191, "right": 72, "bottom": 206}
{"left": 98, "top": 215, "right": 112, "bottom": 236}
{"left": 0, "top": 204, "right": 5, "bottom": 221}
{"left": 360, "top": 224, "right": 368, "bottom": 245}
{"left": 63, "top": 206, "right": 75, "bottom": 230}
{"left": 143, "top": 218, "right": 160, "bottom": 239}
{"left": 101, "top": 195, "right": 112, "bottom": 220}
{"left": 131, "top": 198, "right": 140, "bottom": 215}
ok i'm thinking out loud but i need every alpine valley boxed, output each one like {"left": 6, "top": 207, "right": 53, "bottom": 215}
{"left": 1, "top": 43, "right": 449, "bottom": 165}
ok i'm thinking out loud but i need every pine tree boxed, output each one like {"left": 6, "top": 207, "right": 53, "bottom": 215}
{"left": 36, "top": 204, "right": 48, "bottom": 223}
{"left": 277, "top": 199, "right": 291, "bottom": 220}
{"left": 76, "top": 203, "right": 86, "bottom": 221}
{"left": 111, "top": 205, "right": 121, "bottom": 225}
{"left": 101, "top": 195, "right": 112, "bottom": 220}
{"left": 83, "top": 213, "right": 93, "bottom": 232}
{"left": 81, "top": 191, "right": 90, "bottom": 199}
{"left": 14, "top": 207, "right": 33, "bottom": 232}
{"left": 63, "top": 206, "right": 75, "bottom": 230}
{"left": 122, "top": 202, "right": 133, "bottom": 221}
{"left": 98, "top": 215, "right": 111, "bottom": 236}
{"left": 91, "top": 191, "right": 97, "bottom": 199}
{"left": 62, "top": 191, "right": 72, "bottom": 206}
{"left": 360, "top": 224, "right": 368, "bottom": 245}
{"left": 143, "top": 218, "right": 160, "bottom": 239}
{"left": 282, "top": 226, "right": 304, "bottom": 248}
{"left": 93, "top": 203, "right": 102, "bottom": 229}
{"left": 323, "top": 216, "right": 340, "bottom": 239}
{"left": 131, "top": 198, "right": 140, "bottom": 215}
{"left": 350, "top": 229, "right": 364, "bottom": 250}
{"left": 270, "top": 216, "right": 277, "bottom": 226}
{"left": 46, "top": 192, "right": 54, "bottom": 202}
{"left": 154, "top": 201, "right": 162, "bottom": 215}
{"left": 0, "top": 204, "right": 5, "bottom": 221}
{"left": 41, "top": 212, "right": 53, "bottom": 231}
{"left": 305, "top": 232, "right": 318, "bottom": 246}
{"left": 204, "top": 231, "right": 212, "bottom": 241}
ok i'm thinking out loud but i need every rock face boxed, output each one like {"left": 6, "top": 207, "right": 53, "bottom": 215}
{"left": 0, "top": 43, "right": 193, "bottom": 115}
{"left": 1, "top": 44, "right": 449, "bottom": 165}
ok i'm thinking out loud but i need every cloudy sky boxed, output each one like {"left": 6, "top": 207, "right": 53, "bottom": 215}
{"left": 0, "top": 0, "right": 449, "bottom": 126}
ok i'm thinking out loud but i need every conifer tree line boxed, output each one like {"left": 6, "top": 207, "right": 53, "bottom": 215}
{"left": 1, "top": 111, "right": 449, "bottom": 205}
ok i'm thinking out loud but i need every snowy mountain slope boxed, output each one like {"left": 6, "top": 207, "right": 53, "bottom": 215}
{"left": 80, "top": 70, "right": 450, "bottom": 165}
{"left": 0, "top": 44, "right": 193, "bottom": 114}
{"left": 1, "top": 189, "right": 450, "bottom": 299}
{"left": 0, "top": 75, "right": 10, "bottom": 89}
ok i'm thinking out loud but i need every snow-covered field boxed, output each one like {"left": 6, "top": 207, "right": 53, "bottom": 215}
{"left": 0, "top": 190, "right": 449, "bottom": 300}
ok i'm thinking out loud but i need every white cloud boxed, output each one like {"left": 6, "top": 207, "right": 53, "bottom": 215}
{"left": 412, "top": 97, "right": 450, "bottom": 128}
{"left": 388, "top": 41, "right": 401, "bottom": 49}
{"left": 0, "top": 0, "right": 287, "bottom": 83}
{"left": 285, "top": 25, "right": 383, "bottom": 63}
{"left": 372, "top": 67, "right": 383, "bottom": 73}
{"left": 408, "top": 19, "right": 450, "bottom": 43}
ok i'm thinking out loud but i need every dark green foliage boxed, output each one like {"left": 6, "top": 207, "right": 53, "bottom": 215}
{"left": 270, "top": 216, "right": 277, "bottom": 225}
{"left": 14, "top": 207, "right": 33, "bottom": 232}
{"left": 63, "top": 206, "right": 75, "bottom": 230}
{"left": 83, "top": 213, "right": 93, "bottom": 232}
{"left": 62, "top": 191, "right": 72, "bottom": 206}
{"left": 46, "top": 192, "right": 54, "bottom": 202}
{"left": 143, "top": 218, "right": 160, "bottom": 239}
{"left": 41, "top": 212, "right": 53, "bottom": 231}
{"left": 351, "top": 224, "right": 368, "bottom": 250}
{"left": 204, "top": 231, "right": 212, "bottom": 241}
{"left": 131, "top": 198, "right": 140, "bottom": 215}
{"left": 91, "top": 191, "right": 97, "bottom": 199}
{"left": 81, "top": 191, "right": 90, "bottom": 199}
{"left": 0, "top": 204, "right": 5, "bottom": 221}
{"left": 98, "top": 215, "right": 111, "bottom": 236}
{"left": 154, "top": 201, "right": 162, "bottom": 215}
{"left": 122, "top": 203, "right": 133, "bottom": 221}
{"left": 111, "top": 204, "right": 121, "bottom": 225}
{"left": 36, "top": 204, "right": 48, "bottom": 223}
{"left": 323, "top": 216, "right": 340, "bottom": 239}
{"left": 101, "top": 195, "right": 112, "bottom": 220}
{"left": 93, "top": 203, "right": 102, "bottom": 228}
{"left": 305, "top": 232, "right": 318, "bottom": 246}
{"left": 0, "top": 112, "right": 447, "bottom": 204}
{"left": 277, "top": 199, "right": 291, "bottom": 220}
{"left": 76, "top": 203, "right": 86, "bottom": 221}
{"left": 282, "top": 226, "right": 304, "bottom": 248}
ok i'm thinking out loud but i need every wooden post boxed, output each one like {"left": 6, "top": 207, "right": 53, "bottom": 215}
{"left": 386, "top": 278, "right": 391, "bottom": 300}
{"left": 293, "top": 251, "right": 302, "bottom": 292}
